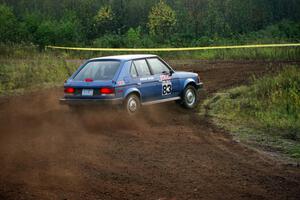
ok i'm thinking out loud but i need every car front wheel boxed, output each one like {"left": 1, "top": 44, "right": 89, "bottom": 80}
{"left": 181, "top": 85, "right": 198, "bottom": 109}
{"left": 124, "top": 94, "right": 141, "bottom": 115}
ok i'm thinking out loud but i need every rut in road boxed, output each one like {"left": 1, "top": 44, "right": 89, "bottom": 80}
{"left": 0, "top": 61, "right": 300, "bottom": 200}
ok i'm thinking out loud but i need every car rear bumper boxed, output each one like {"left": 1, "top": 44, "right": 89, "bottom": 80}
{"left": 59, "top": 98, "right": 123, "bottom": 105}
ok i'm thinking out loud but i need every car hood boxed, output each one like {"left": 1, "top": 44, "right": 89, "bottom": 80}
{"left": 175, "top": 71, "right": 198, "bottom": 78}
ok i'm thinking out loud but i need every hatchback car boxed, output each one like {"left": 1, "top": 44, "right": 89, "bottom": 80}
{"left": 60, "top": 54, "right": 203, "bottom": 114}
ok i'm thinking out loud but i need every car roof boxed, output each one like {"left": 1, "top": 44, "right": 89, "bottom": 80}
{"left": 89, "top": 54, "right": 158, "bottom": 62}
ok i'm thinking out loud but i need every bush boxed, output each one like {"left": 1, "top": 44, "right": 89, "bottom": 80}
{"left": 124, "top": 27, "right": 142, "bottom": 48}
{"left": 0, "top": 4, "right": 18, "bottom": 43}
{"left": 35, "top": 20, "right": 58, "bottom": 47}
{"left": 93, "top": 34, "right": 123, "bottom": 48}
{"left": 56, "top": 12, "right": 83, "bottom": 45}
{"left": 22, "top": 12, "right": 42, "bottom": 42}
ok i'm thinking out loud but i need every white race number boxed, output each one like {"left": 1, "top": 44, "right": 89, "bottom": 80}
{"left": 162, "top": 81, "right": 172, "bottom": 96}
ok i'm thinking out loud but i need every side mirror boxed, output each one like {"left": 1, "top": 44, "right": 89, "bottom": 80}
{"left": 162, "top": 70, "right": 174, "bottom": 76}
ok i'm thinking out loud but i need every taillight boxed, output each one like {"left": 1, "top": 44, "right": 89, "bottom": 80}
{"left": 100, "top": 87, "right": 115, "bottom": 94}
{"left": 64, "top": 87, "right": 75, "bottom": 94}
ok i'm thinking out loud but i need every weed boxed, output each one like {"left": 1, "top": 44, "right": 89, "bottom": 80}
{"left": 202, "top": 66, "right": 300, "bottom": 159}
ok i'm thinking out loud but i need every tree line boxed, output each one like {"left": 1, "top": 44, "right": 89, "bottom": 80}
{"left": 0, "top": 0, "right": 299, "bottom": 48}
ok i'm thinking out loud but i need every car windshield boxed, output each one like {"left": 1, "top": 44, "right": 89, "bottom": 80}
{"left": 74, "top": 60, "right": 120, "bottom": 81}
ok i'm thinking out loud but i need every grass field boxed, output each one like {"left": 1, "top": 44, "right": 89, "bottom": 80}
{"left": 1, "top": 45, "right": 300, "bottom": 161}
{"left": 202, "top": 66, "right": 300, "bottom": 160}
{"left": 51, "top": 45, "right": 300, "bottom": 61}
{"left": 1, "top": 44, "right": 300, "bottom": 95}
{"left": 0, "top": 45, "right": 76, "bottom": 95}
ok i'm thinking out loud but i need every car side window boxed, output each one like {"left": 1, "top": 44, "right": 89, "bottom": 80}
{"left": 133, "top": 59, "right": 151, "bottom": 77}
{"left": 130, "top": 62, "right": 138, "bottom": 78}
{"left": 147, "top": 58, "right": 170, "bottom": 75}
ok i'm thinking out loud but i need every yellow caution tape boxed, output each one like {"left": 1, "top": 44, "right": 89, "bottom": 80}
{"left": 46, "top": 43, "right": 300, "bottom": 52}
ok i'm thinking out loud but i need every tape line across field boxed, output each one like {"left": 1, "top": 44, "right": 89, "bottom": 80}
{"left": 46, "top": 43, "right": 300, "bottom": 52}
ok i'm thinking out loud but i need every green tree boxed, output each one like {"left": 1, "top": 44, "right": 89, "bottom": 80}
{"left": 1, "top": 0, "right": 300, "bottom": 46}
{"left": 203, "top": 0, "right": 231, "bottom": 37}
{"left": 35, "top": 20, "right": 58, "bottom": 47}
{"left": 0, "top": 4, "right": 18, "bottom": 42}
{"left": 94, "top": 5, "right": 116, "bottom": 35}
{"left": 125, "top": 26, "right": 142, "bottom": 47}
{"left": 181, "top": 0, "right": 209, "bottom": 37}
{"left": 93, "top": 34, "right": 123, "bottom": 48}
{"left": 22, "top": 12, "right": 42, "bottom": 42}
{"left": 148, "top": 0, "right": 177, "bottom": 40}
{"left": 57, "top": 12, "right": 83, "bottom": 45}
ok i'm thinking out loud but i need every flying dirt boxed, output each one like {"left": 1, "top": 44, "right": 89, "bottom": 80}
{"left": 0, "top": 60, "right": 299, "bottom": 200}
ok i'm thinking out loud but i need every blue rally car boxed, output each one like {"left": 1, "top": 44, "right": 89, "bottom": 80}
{"left": 60, "top": 55, "right": 203, "bottom": 114}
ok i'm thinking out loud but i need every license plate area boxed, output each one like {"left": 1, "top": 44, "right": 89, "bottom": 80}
{"left": 82, "top": 89, "right": 94, "bottom": 96}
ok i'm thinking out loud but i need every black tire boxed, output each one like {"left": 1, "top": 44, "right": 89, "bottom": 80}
{"left": 181, "top": 85, "right": 199, "bottom": 109}
{"left": 124, "top": 94, "right": 141, "bottom": 115}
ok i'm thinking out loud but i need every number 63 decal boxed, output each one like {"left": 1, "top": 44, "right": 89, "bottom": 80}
{"left": 162, "top": 81, "right": 172, "bottom": 96}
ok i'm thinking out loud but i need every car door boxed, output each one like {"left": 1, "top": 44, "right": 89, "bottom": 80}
{"left": 132, "top": 59, "right": 157, "bottom": 102}
{"left": 146, "top": 57, "right": 180, "bottom": 99}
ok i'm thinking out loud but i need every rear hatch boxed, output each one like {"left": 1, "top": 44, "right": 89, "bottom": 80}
{"left": 64, "top": 60, "right": 120, "bottom": 99}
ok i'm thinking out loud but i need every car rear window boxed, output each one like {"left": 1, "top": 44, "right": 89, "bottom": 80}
{"left": 74, "top": 60, "right": 120, "bottom": 81}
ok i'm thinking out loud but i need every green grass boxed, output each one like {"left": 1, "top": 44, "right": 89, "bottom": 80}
{"left": 48, "top": 46, "right": 300, "bottom": 61}
{"left": 1, "top": 44, "right": 300, "bottom": 95}
{"left": 0, "top": 45, "right": 80, "bottom": 95}
{"left": 179, "top": 47, "right": 300, "bottom": 60}
{"left": 201, "top": 66, "right": 300, "bottom": 160}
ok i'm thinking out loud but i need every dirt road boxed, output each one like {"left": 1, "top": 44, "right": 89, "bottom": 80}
{"left": 0, "top": 61, "right": 299, "bottom": 200}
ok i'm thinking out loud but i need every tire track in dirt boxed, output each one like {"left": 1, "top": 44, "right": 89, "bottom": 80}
{"left": 0, "top": 61, "right": 299, "bottom": 200}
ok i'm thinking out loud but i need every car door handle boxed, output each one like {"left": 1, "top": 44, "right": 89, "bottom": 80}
{"left": 137, "top": 82, "right": 141, "bottom": 86}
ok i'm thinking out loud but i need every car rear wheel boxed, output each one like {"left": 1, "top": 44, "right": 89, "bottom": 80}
{"left": 181, "top": 85, "right": 198, "bottom": 109}
{"left": 124, "top": 94, "right": 141, "bottom": 115}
